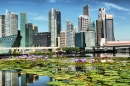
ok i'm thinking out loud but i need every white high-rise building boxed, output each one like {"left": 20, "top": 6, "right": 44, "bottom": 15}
{"left": 66, "top": 21, "right": 76, "bottom": 47}
{"left": 78, "top": 15, "right": 90, "bottom": 32}
{"left": 5, "top": 9, "right": 18, "bottom": 37}
{"left": 98, "top": 8, "right": 105, "bottom": 20}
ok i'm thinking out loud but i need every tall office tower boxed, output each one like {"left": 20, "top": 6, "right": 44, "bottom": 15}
{"left": 98, "top": 8, "right": 105, "bottom": 20}
{"left": 49, "top": 8, "right": 61, "bottom": 47}
{"left": 105, "top": 14, "right": 114, "bottom": 41}
{"left": 98, "top": 8, "right": 106, "bottom": 38}
{"left": 78, "top": 15, "right": 90, "bottom": 32}
{"left": 60, "top": 30, "right": 66, "bottom": 48}
{"left": 83, "top": 5, "right": 90, "bottom": 17}
{"left": 75, "top": 32, "right": 86, "bottom": 48}
{"left": 0, "top": 15, "right": 5, "bottom": 38}
{"left": 55, "top": 9, "right": 61, "bottom": 36}
{"left": 25, "top": 23, "right": 35, "bottom": 47}
{"left": 5, "top": 9, "right": 18, "bottom": 37}
{"left": 66, "top": 21, "right": 76, "bottom": 47}
{"left": 85, "top": 22, "right": 96, "bottom": 49}
{"left": 20, "top": 12, "right": 28, "bottom": 47}
{"left": 96, "top": 20, "right": 104, "bottom": 46}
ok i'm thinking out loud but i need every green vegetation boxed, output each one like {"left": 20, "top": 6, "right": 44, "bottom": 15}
{"left": 0, "top": 56, "right": 130, "bottom": 86}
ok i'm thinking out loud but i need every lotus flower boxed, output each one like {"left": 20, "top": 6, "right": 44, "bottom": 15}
{"left": 91, "top": 59, "right": 95, "bottom": 63}
{"left": 75, "top": 59, "right": 79, "bottom": 62}
{"left": 32, "top": 58, "right": 36, "bottom": 61}
{"left": 37, "top": 55, "right": 42, "bottom": 59}
{"left": 81, "top": 59, "right": 86, "bottom": 62}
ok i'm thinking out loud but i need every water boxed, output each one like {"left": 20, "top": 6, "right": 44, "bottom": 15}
{"left": 0, "top": 70, "right": 50, "bottom": 86}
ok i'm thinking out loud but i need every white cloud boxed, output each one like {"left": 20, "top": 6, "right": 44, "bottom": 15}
{"left": 32, "top": 16, "right": 48, "bottom": 22}
{"left": 48, "top": 0, "right": 57, "bottom": 3}
{"left": 102, "top": 2, "right": 130, "bottom": 11}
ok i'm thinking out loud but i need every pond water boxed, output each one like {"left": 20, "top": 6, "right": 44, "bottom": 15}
{"left": 0, "top": 70, "right": 50, "bottom": 86}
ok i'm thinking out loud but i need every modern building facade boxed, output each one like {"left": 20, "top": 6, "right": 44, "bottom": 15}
{"left": 66, "top": 21, "right": 76, "bottom": 47}
{"left": 98, "top": 8, "right": 105, "bottom": 20}
{"left": 83, "top": 5, "right": 90, "bottom": 17}
{"left": 60, "top": 30, "right": 66, "bottom": 48}
{"left": 85, "top": 31, "right": 96, "bottom": 49}
{"left": 55, "top": 10, "right": 61, "bottom": 37}
{"left": 75, "top": 32, "right": 86, "bottom": 48}
{"left": 78, "top": 15, "right": 90, "bottom": 32}
{"left": 86, "top": 22, "right": 96, "bottom": 48}
{"left": 25, "top": 23, "right": 35, "bottom": 47}
{"left": 96, "top": 20, "right": 104, "bottom": 46}
{"left": 0, "top": 15, "right": 5, "bottom": 38}
{"left": 88, "top": 22, "right": 95, "bottom": 31}
{"left": 20, "top": 12, "right": 28, "bottom": 47}
{"left": 105, "top": 14, "right": 114, "bottom": 41}
{"left": 96, "top": 8, "right": 106, "bottom": 46}
{"left": 49, "top": 8, "right": 61, "bottom": 47}
{"left": 33, "top": 32, "right": 51, "bottom": 47}
{"left": 0, "top": 31, "right": 21, "bottom": 53}
{"left": 34, "top": 26, "right": 38, "bottom": 34}
{"left": 5, "top": 9, "right": 18, "bottom": 37}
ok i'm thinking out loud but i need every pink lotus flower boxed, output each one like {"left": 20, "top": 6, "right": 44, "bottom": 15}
{"left": 91, "top": 59, "right": 95, "bottom": 63}
{"left": 75, "top": 59, "right": 79, "bottom": 62}
{"left": 81, "top": 59, "right": 86, "bottom": 62}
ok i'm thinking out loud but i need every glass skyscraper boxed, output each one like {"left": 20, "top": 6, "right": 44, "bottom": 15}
{"left": 0, "top": 15, "right": 5, "bottom": 38}
{"left": 20, "top": 12, "right": 27, "bottom": 47}
{"left": 66, "top": 20, "right": 76, "bottom": 47}
{"left": 49, "top": 8, "right": 61, "bottom": 47}
{"left": 105, "top": 14, "right": 114, "bottom": 41}
{"left": 5, "top": 9, "right": 18, "bottom": 37}
{"left": 25, "top": 23, "right": 35, "bottom": 47}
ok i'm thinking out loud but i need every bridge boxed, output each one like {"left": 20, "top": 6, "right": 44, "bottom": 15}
{"left": 0, "top": 47, "right": 59, "bottom": 54}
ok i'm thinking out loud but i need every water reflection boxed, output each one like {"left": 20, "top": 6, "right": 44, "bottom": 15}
{"left": 0, "top": 70, "right": 50, "bottom": 86}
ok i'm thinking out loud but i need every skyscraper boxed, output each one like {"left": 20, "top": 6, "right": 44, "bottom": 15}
{"left": 98, "top": 8, "right": 105, "bottom": 20}
{"left": 5, "top": 9, "right": 18, "bottom": 37}
{"left": 66, "top": 20, "right": 76, "bottom": 47}
{"left": 78, "top": 15, "right": 90, "bottom": 32}
{"left": 96, "top": 20, "right": 104, "bottom": 46}
{"left": 20, "top": 12, "right": 28, "bottom": 47}
{"left": 105, "top": 14, "right": 114, "bottom": 41}
{"left": 55, "top": 9, "right": 61, "bottom": 36}
{"left": 85, "top": 22, "right": 96, "bottom": 49}
{"left": 75, "top": 32, "right": 85, "bottom": 48}
{"left": 0, "top": 15, "right": 5, "bottom": 38}
{"left": 49, "top": 8, "right": 61, "bottom": 47}
{"left": 83, "top": 5, "right": 90, "bottom": 17}
{"left": 25, "top": 23, "right": 35, "bottom": 47}
{"left": 96, "top": 8, "right": 106, "bottom": 46}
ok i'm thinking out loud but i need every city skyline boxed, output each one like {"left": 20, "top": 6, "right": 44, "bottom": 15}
{"left": 0, "top": 0, "right": 130, "bottom": 40}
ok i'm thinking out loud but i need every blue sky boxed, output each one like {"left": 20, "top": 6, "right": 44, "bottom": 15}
{"left": 0, "top": 0, "right": 130, "bottom": 41}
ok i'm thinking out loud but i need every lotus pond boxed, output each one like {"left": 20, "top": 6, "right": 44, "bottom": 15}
{"left": 0, "top": 55, "right": 130, "bottom": 86}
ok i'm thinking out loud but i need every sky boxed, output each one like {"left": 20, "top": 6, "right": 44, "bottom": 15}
{"left": 0, "top": 0, "right": 130, "bottom": 41}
